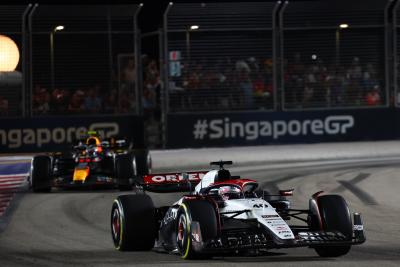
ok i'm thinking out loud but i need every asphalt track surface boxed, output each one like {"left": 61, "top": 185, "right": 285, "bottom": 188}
{"left": 1, "top": 159, "right": 400, "bottom": 267}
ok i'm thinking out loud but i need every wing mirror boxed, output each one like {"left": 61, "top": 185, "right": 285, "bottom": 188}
{"left": 279, "top": 189, "right": 294, "bottom": 197}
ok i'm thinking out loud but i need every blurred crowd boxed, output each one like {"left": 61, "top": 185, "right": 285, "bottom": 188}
{"left": 169, "top": 53, "right": 383, "bottom": 111}
{"left": 0, "top": 53, "right": 384, "bottom": 118}
{"left": 0, "top": 95, "right": 8, "bottom": 116}
{"left": 169, "top": 57, "right": 274, "bottom": 111}
{"left": 285, "top": 53, "right": 383, "bottom": 108}
{"left": 32, "top": 56, "right": 160, "bottom": 116}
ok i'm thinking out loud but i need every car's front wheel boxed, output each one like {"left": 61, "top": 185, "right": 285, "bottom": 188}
{"left": 313, "top": 195, "right": 352, "bottom": 257}
{"left": 30, "top": 156, "right": 52, "bottom": 193}
{"left": 176, "top": 200, "right": 217, "bottom": 259}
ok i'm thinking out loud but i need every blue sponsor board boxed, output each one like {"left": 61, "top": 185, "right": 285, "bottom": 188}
{"left": 167, "top": 108, "right": 397, "bottom": 148}
{"left": 0, "top": 115, "right": 144, "bottom": 153}
{"left": 0, "top": 162, "right": 30, "bottom": 175}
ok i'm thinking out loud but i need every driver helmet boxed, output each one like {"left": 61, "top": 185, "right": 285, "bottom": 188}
{"left": 218, "top": 185, "right": 242, "bottom": 200}
{"left": 87, "top": 136, "right": 100, "bottom": 146}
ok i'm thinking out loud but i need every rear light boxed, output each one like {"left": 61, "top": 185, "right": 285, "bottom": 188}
{"left": 78, "top": 158, "right": 100, "bottom": 163}
{"left": 97, "top": 146, "right": 103, "bottom": 153}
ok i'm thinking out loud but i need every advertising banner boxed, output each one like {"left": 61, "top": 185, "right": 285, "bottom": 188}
{"left": 0, "top": 115, "right": 144, "bottom": 153}
{"left": 167, "top": 109, "right": 397, "bottom": 148}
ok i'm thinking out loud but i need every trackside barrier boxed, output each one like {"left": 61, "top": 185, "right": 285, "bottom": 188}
{"left": 0, "top": 115, "right": 144, "bottom": 153}
{"left": 166, "top": 108, "right": 399, "bottom": 148}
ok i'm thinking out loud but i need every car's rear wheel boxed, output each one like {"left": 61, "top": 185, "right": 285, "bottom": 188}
{"left": 133, "top": 149, "right": 151, "bottom": 176}
{"left": 30, "top": 156, "right": 52, "bottom": 193}
{"left": 313, "top": 195, "right": 352, "bottom": 257}
{"left": 115, "top": 154, "right": 135, "bottom": 191}
{"left": 177, "top": 200, "right": 217, "bottom": 259}
{"left": 111, "top": 194, "right": 156, "bottom": 251}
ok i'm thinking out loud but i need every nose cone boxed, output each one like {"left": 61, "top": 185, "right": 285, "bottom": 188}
{"left": 227, "top": 199, "right": 296, "bottom": 241}
{"left": 73, "top": 167, "right": 90, "bottom": 182}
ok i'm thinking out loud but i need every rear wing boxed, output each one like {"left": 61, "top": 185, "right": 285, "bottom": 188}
{"left": 141, "top": 171, "right": 208, "bottom": 193}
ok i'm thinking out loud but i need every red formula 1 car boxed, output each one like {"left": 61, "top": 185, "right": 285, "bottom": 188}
{"left": 111, "top": 161, "right": 365, "bottom": 259}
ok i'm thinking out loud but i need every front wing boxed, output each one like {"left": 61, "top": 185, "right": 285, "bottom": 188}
{"left": 51, "top": 175, "right": 129, "bottom": 189}
{"left": 190, "top": 213, "right": 365, "bottom": 253}
{"left": 197, "top": 230, "right": 364, "bottom": 252}
{"left": 52, "top": 175, "right": 115, "bottom": 187}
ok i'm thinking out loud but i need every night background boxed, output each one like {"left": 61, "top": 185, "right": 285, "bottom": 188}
{"left": 1, "top": 1, "right": 400, "bottom": 267}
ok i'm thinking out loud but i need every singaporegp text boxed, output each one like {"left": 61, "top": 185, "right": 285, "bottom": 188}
{"left": 193, "top": 115, "right": 354, "bottom": 140}
{"left": 0, "top": 122, "right": 119, "bottom": 149}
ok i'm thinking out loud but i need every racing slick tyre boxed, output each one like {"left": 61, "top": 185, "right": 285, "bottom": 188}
{"left": 111, "top": 194, "right": 156, "bottom": 251}
{"left": 115, "top": 154, "right": 135, "bottom": 191}
{"left": 177, "top": 200, "right": 218, "bottom": 259}
{"left": 30, "top": 156, "right": 52, "bottom": 193}
{"left": 314, "top": 195, "right": 352, "bottom": 257}
{"left": 132, "top": 149, "right": 151, "bottom": 176}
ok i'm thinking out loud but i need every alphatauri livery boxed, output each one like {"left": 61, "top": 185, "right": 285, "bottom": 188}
{"left": 111, "top": 161, "right": 365, "bottom": 259}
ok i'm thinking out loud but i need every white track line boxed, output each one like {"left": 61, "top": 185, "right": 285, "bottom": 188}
{"left": 0, "top": 173, "right": 29, "bottom": 178}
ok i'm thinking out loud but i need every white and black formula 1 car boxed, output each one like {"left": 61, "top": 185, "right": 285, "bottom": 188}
{"left": 111, "top": 161, "right": 365, "bottom": 259}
